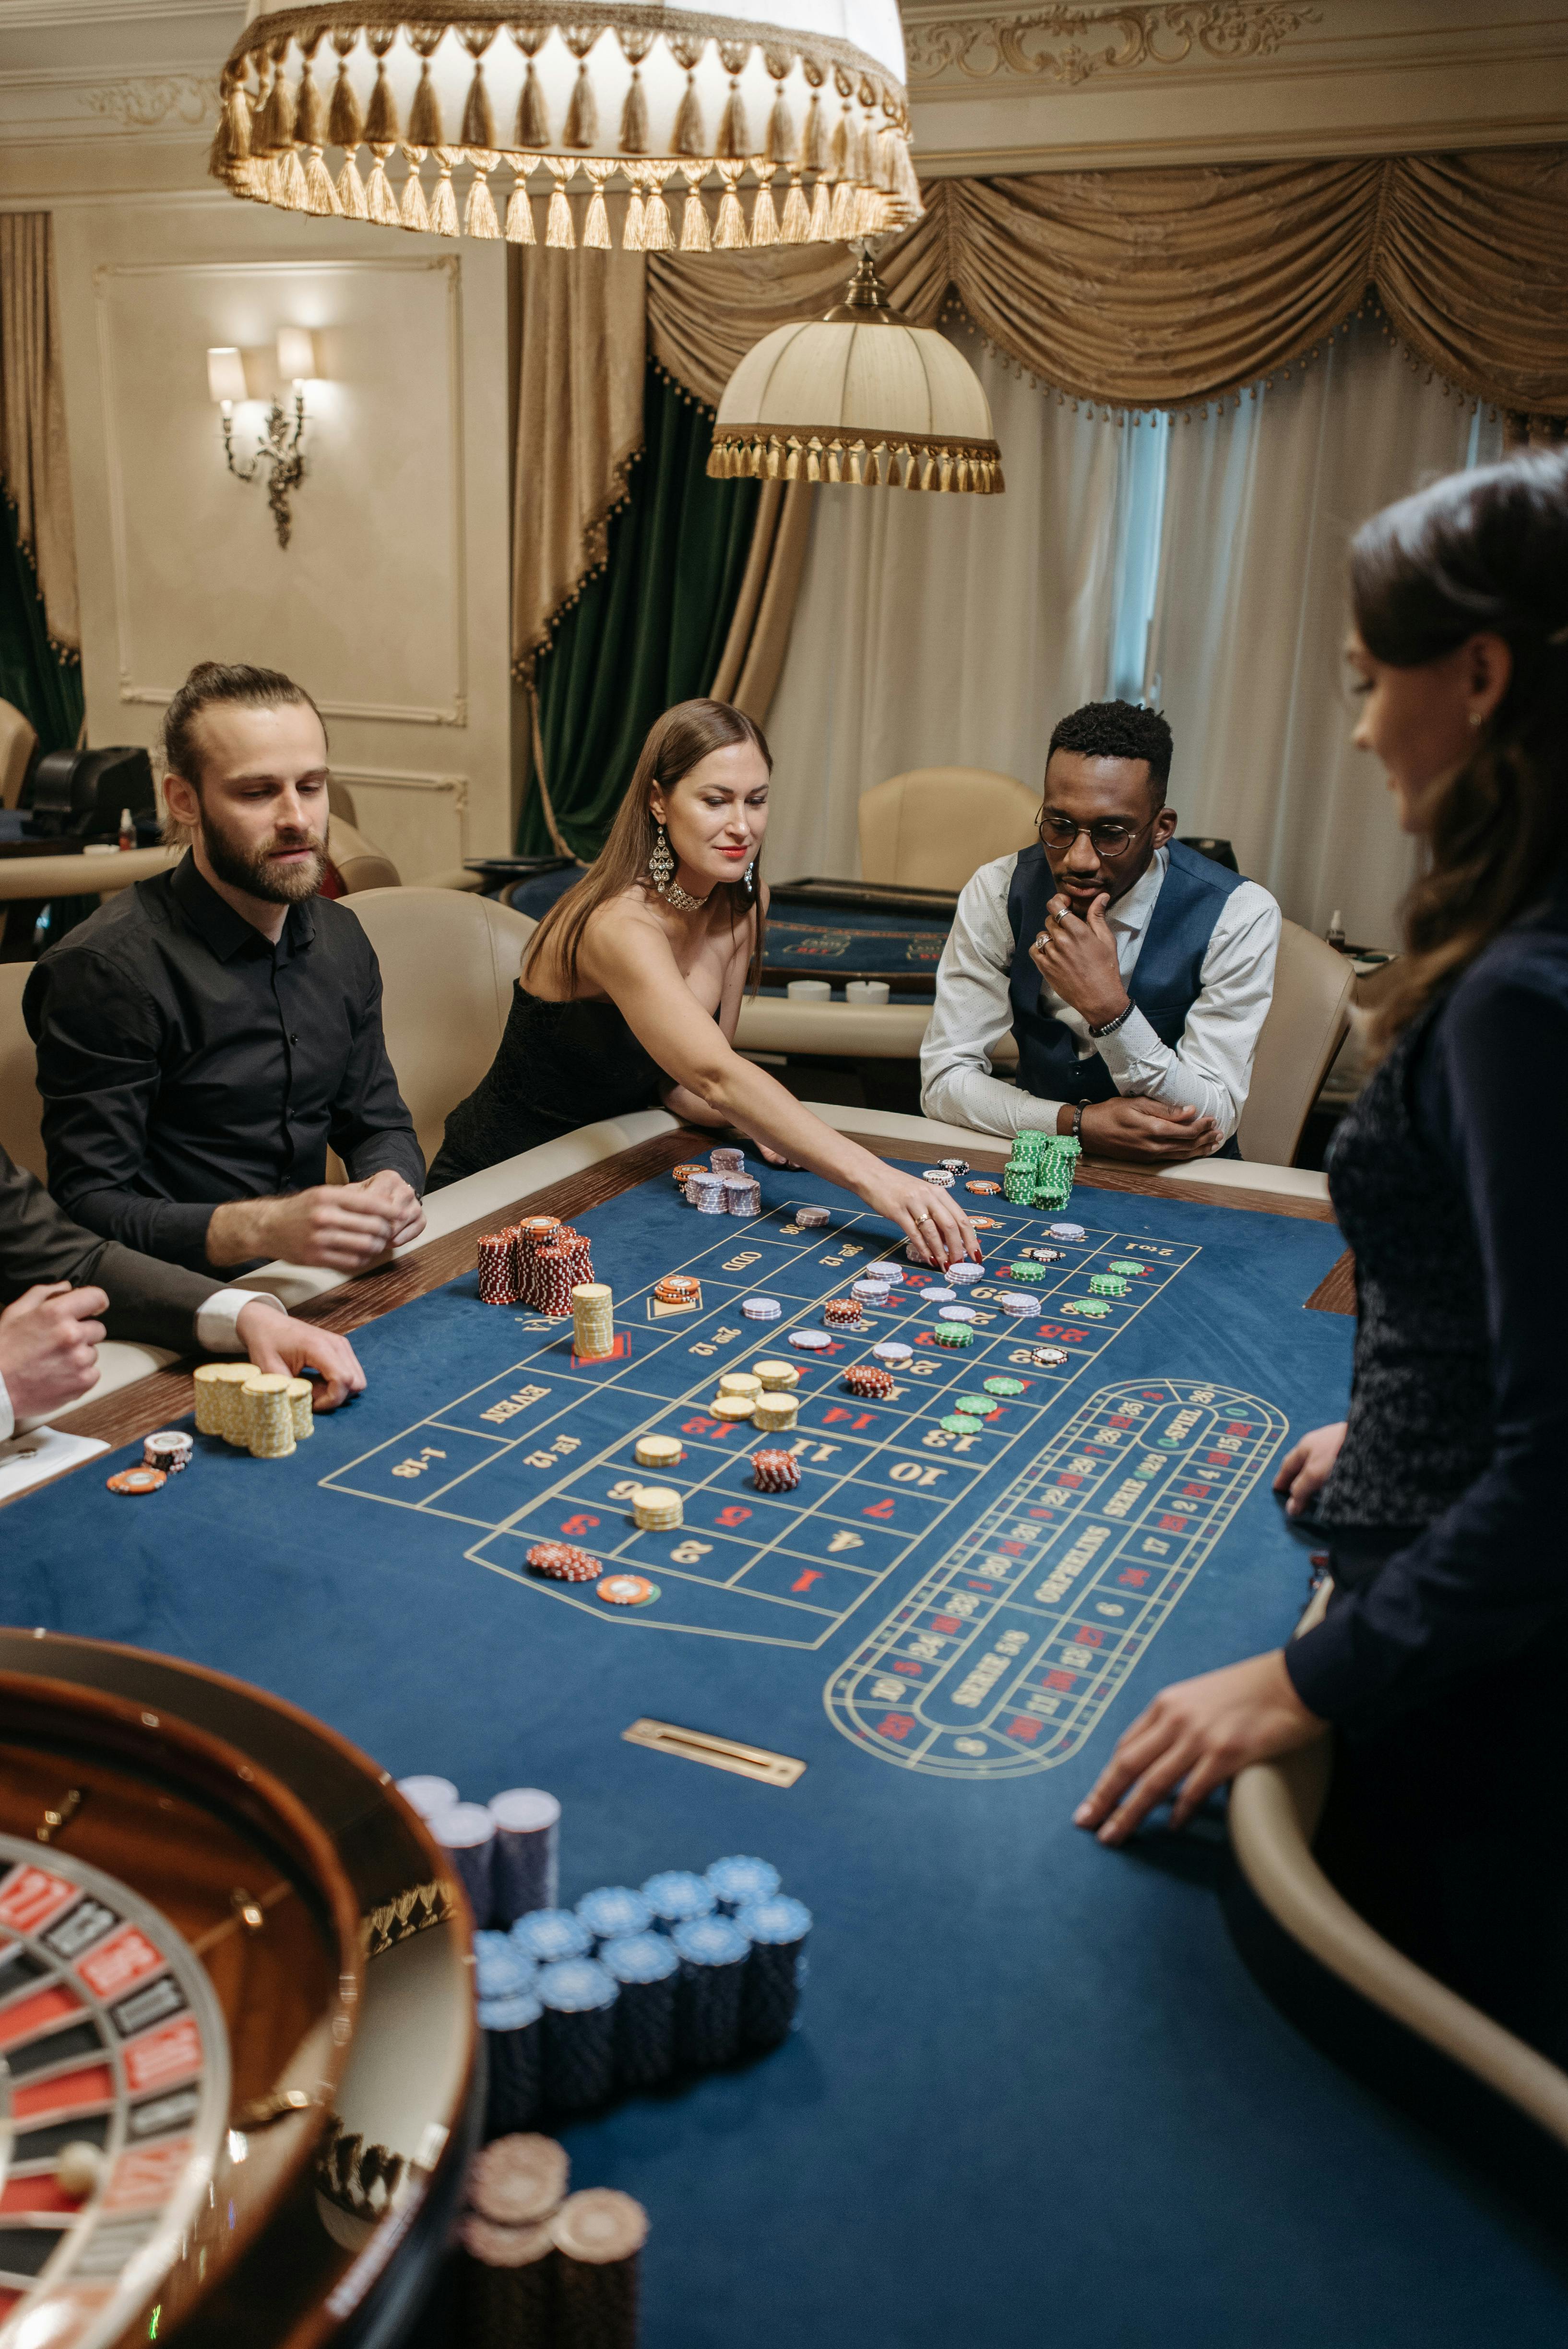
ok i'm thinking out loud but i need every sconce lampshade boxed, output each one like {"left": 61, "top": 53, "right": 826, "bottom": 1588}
{"left": 206, "top": 346, "right": 249, "bottom": 407}
{"left": 275, "top": 325, "right": 320, "bottom": 384}
{"left": 709, "top": 252, "right": 1003, "bottom": 492}
{"left": 212, "top": 3, "right": 920, "bottom": 255}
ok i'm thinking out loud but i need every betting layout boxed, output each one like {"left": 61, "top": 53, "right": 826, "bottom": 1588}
{"left": 0, "top": 1838, "right": 228, "bottom": 2349}
{"left": 322, "top": 1188, "right": 1232, "bottom": 1671}
{"left": 825, "top": 1378, "right": 1288, "bottom": 1779}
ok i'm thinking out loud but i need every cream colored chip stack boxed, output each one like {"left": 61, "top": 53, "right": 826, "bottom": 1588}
{"left": 207, "top": 1361, "right": 257, "bottom": 1443}
{"left": 285, "top": 1377, "right": 314, "bottom": 1441}
{"left": 631, "top": 1486, "right": 683, "bottom": 1531}
{"left": 708, "top": 1395, "right": 757, "bottom": 1421}
{"left": 634, "top": 1433, "right": 684, "bottom": 1471}
{"left": 754, "top": 1395, "right": 799, "bottom": 1432}
{"left": 717, "top": 1372, "right": 762, "bottom": 1399}
{"left": 571, "top": 1282, "right": 615, "bottom": 1360}
{"left": 192, "top": 1364, "right": 229, "bottom": 1437}
{"left": 753, "top": 1360, "right": 800, "bottom": 1391}
{"left": 242, "top": 1372, "right": 296, "bottom": 1459}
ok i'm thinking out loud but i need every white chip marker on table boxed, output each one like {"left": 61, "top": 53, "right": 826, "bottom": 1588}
{"left": 741, "top": 1297, "right": 782, "bottom": 1320}
{"left": 922, "top": 1287, "right": 955, "bottom": 1305}
{"left": 937, "top": 1305, "right": 977, "bottom": 1323}
{"left": 948, "top": 1262, "right": 983, "bottom": 1286}
{"left": 789, "top": 1329, "right": 834, "bottom": 1350}
{"left": 872, "top": 1340, "right": 913, "bottom": 1363}
{"left": 852, "top": 1279, "right": 891, "bottom": 1300}
{"left": 876, "top": 1265, "right": 905, "bottom": 1285}
{"left": 1001, "top": 1293, "right": 1043, "bottom": 1317}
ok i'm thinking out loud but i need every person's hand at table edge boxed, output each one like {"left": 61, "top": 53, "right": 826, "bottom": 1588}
{"left": 1272, "top": 1422, "right": 1347, "bottom": 1518}
{"left": 0, "top": 1283, "right": 108, "bottom": 1419}
{"left": 1074, "top": 1650, "right": 1325, "bottom": 1845}
{"left": 235, "top": 1299, "right": 366, "bottom": 1410}
{"left": 207, "top": 1170, "right": 423, "bottom": 1274}
{"left": 1069, "top": 1097, "right": 1224, "bottom": 1164}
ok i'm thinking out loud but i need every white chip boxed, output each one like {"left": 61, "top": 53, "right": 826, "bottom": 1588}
{"left": 872, "top": 1339, "right": 913, "bottom": 1362}
{"left": 948, "top": 1262, "right": 983, "bottom": 1286}
{"left": 875, "top": 1265, "right": 906, "bottom": 1285}
{"left": 741, "top": 1296, "right": 783, "bottom": 1319}
{"left": 937, "top": 1305, "right": 976, "bottom": 1323}
{"left": 789, "top": 1329, "right": 834, "bottom": 1350}
{"left": 796, "top": 1206, "right": 831, "bottom": 1228}
{"left": 852, "top": 1279, "right": 891, "bottom": 1299}
{"left": 1047, "top": 1222, "right": 1086, "bottom": 1241}
{"left": 922, "top": 1287, "right": 955, "bottom": 1305}
{"left": 1001, "top": 1293, "right": 1042, "bottom": 1317}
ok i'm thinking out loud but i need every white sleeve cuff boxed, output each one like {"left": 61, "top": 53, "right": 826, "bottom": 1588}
{"left": 194, "top": 1288, "right": 286, "bottom": 1355}
{"left": 0, "top": 1373, "right": 13, "bottom": 1445}
{"left": 1093, "top": 1005, "right": 1167, "bottom": 1081}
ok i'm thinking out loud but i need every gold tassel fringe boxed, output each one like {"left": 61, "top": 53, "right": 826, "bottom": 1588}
{"left": 429, "top": 149, "right": 460, "bottom": 237}
{"left": 708, "top": 427, "right": 1005, "bottom": 495}
{"left": 546, "top": 176, "right": 575, "bottom": 247}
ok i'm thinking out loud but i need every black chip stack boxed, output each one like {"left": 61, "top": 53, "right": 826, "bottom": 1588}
{"left": 736, "top": 1895, "right": 814, "bottom": 2049}
{"left": 671, "top": 1915, "right": 751, "bottom": 2068}
{"left": 599, "top": 1931, "right": 680, "bottom": 2089}
{"left": 537, "top": 1958, "right": 619, "bottom": 2111}
{"left": 551, "top": 2187, "right": 649, "bottom": 2349}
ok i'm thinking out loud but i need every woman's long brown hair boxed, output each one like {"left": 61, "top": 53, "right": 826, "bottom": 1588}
{"left": 1350, "top": 447, "right": 1568, "bottom": 1049}
{"left": 523, "top": 698, "right": 772, "bottom": 995}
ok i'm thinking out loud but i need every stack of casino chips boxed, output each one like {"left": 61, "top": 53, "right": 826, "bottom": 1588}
{"left": 735, "top": 1894, "right": 813, "bottom": 2049}
{"left": 751, "top": 1448, "right": 801, "bottom": 1492}
{"left": 599, "top": 1931, "right": 680, "bottom": 2087}
{"left": 1089, "top": 1272, "right": 1130, "bottom": 1298}
{"left": 193, "top": 1361, "right": 256, "bottom": 1442}
{"left": 948, "top": 1261, "right": 983, "bottom": 1287}
{"left": 653, "top": 1274, "right": 700, "bottom": 1309}
{"left": 1008, "top": 1260, "right": 1048, "bottom": 1285}
{"left": 722, "top": 1172, "right": 762, "bottom": 1216}
{"left": 143, "top": 1429, "right": 192, "bottom": 1476}
{"left": 474, "top": 1932, "right": 544, "bottom": 2135}
{"left": 552, "top": 2187, "right": 649, "bottom": 2349}
{"left": 755, "top": 1359, "right": 799, "bottom": 1392}
{"left": 753, "top": 1391, "right": 798, "bottom": 1433}
{"left": 538, "top": 1956, "right": 619, "bottom": 2111}
{"left": 741, "top": 1294, "right": 782, "bottom": 1320}
{"left": 922, "top": 1166, "right": 956, "bottom": 1189}
{"left": 1004, "top": 1129, "right": 1050, "bottom": 1203}
{"left": 532, "top": 1231, "right": 594, "bottom": 1318}
{"left": 931, "top": 1323, "right": 975, "bottom": 1349}
{"left": 631, "top": 1486, "right": 682, "bottom": 1531}
{"left": 526, "top": 1541, "right": 602, "bottom": 1582}
{"left": 669, "top": 1161, "right": 703, "bottom": 1189}
{"left": 571, "top": 1281, "right": 615, "bottom": 1358}
{"left": 672, "top": 1915, "right": 750, "bottom": 2067}
{"left": 241, "top": 1373, "right": 296, "bottom": 1459}
{"left": 843, "top": 1363, "right": 894, "bottom": 1399}
{"left": 634, "top": 1432, "right": 684, "bottom": 1471}
{"left": 710, "top": 1145, "right": 744, "bottom": 1173}
{"left": 938, "top": 1156, "right": 970, "bottom": 1178}
{"left": 490, "top": 1788, "right": 562, "bottom": 1919}
{"left": 823, "top": 1296, "right": 862, "bottom": 1328}
{"left": 511, "top": 1216, "right": 561, "bottom": 1302}
{"left": 687, "top": 1170, "right": 726, "bottom": 1214}
{"left": 458, "top": 2134, "right": 568, "bottom": 2349}
{"left": 795, "top": 1204, "right": 830, "bottom": 1228}
{"left": 477, "top": 1230, "right": 518, "bottom": 1305}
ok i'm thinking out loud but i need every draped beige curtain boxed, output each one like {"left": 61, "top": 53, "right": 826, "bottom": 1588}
{"left": 0, "top": 215, "right": 80, "bottom": 659}
{"left": 517, "top": 146, "right": 1568, "bottom": 683}
{"left": 647, "top": 149, "right": 1568, "bottom": 417}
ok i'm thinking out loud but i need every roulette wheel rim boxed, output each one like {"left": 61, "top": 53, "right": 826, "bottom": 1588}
{"left": 0, "top": 1632, "right": 480, "bottom": 2349}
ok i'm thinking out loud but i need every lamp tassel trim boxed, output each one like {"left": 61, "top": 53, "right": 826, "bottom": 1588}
{"left": 546, "top": 167, "right": 576, "bottom": 246}
{"left": 505, "top": 166, "right": 537, "bottom": 241}
{"left": 214, "top": 12, "right": 922, "bottom": 248}
{"left": 709, "top": 426, "right": 1004, "bottom": 494}
{"left": 582, "top": 159, "right": 615, "bottom": 248}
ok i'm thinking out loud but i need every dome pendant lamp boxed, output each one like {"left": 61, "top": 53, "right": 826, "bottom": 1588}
{"left": 212, "top": 4, "right": 921, "bottom": 253}
{"left": 709, "top": 246, "right": 1004, "bottom": 490}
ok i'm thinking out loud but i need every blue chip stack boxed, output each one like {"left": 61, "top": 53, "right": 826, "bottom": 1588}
{"left": 641, "top": 1870, "right": 715, "bottom": 1933}
{"left": 704, "top": 1856, "right": 781, "bottom": 1916}
{"left": 511, "top": 1908, "right": 592, "bottom": 1967}
{"left": 536, "top": 1957, "right": 619, "bottom": 2111}
{"left": 473, "top": 1932, "right": 543, "bottom": 2136}
{"left": 736, "top": 1896, "right": 813, "bottom": 2050}
{"left": 600, "top": 1931, "right": 680, "bottom": 2089}
{"left": 575, "top": 1885, "right": 653, "bottom": 1948}
{"left": 672, "top": 1915, "right": 751, "bottom": 2069}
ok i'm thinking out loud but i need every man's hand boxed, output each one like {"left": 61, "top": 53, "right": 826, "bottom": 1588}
{"left": 1029, "top": 892, "right": 1128, "bottom": 1027}
{"left": 208, "top": 1172, "right": 424, "bottom": 1274}
{"left": 1272, "top": 1421, "right": 1347, "bottom": 1518}
{"left": 236, "top": 1300, "right": 366, "bottom": 1411}
{"left": 0, "top": 1283, "right": 108, "bottom": 1418}
{"left": 1079, "top": 1096, "right": 1222, "bottom": 1163}
{"left": 1074, "top": 1651, "right": 1325, "bottom": 1846}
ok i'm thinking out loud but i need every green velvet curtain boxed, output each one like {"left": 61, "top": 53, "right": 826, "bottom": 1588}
{"left": 0, "top": 490, "right": 81, "bottom": 758}
{"left": 517, "top": 363, "right": 760, "bottom": 857}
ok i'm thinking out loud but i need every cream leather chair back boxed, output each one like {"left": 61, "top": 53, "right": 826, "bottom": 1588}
{"left": 859, "top": 768, "right": 1039, "bottom": 893}
{"left": 1237, "top": 918, "right": 1355, "bottom": 1169}
{"left": 0, "top": 700, "right": 36, "bottom": 811}
{"left": 344, "top": 887, "right": 535, "bottom": 1169}
{"left": 0, "top": 962, "right": 45, "bottom": 1180}
{"left": 329, "top": 818, "right": 400, "bottom": 895}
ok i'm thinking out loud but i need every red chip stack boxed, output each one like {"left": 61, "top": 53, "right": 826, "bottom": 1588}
{"left": 823, "top": 1297, "right": 862, "bottom": 1327}
{"left": 477, "top": 1232, "right": 518, "bottom": 1305}
{"left": 751, "top": 1450, "right": 801, "bottom": 1492}
{"left": 526, "top": 1541, "right": 602, "bottom": 1581}
{"left": 532, "top": 1229, "right": 594, "bottom": 1319}
{"left": 512, "top": 1215, "right": 562, "bottom": 1308}
{"left": 843, "top": 1364, "right": 895, "bottom": 1399}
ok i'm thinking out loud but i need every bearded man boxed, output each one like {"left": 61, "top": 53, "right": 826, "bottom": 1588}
{"left": 24, "top": 662, "right": 424, "bottom": 1275}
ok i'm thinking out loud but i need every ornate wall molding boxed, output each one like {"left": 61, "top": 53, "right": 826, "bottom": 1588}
{"left": 906, "top": 1, "right": 1318, "bottom": 84}
{"left": 82, "top": 74, "right": 216, "bottom": 129}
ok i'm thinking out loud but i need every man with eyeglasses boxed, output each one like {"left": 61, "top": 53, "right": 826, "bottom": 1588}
{"left": 920, "top": 702, "right": 1280, "bottom": 1160}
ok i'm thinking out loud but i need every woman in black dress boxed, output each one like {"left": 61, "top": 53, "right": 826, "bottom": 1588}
{"left": 1076, "top": 448, "right": 1568, "bottom": 2056}
{"left": 430, "top": 698, "right": 977, "bottom": 1269}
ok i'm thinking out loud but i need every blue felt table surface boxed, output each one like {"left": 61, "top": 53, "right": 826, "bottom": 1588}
{"left": 6, "top": 1165, "right": 1565, "bottom": 2347}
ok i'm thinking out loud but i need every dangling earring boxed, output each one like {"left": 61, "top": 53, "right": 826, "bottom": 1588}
{"left": 649, "top": 822, "right": 675, "bottom": 891}
{"left": 744, "top": 859, "right": 755, "bottom": 889}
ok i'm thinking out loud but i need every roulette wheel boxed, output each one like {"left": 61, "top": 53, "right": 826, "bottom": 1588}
{"left": 0, "top": 1630, "right": 480, "bottom": 2349}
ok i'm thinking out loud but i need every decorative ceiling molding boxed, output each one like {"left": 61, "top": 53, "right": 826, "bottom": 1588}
{"left": 82, "top": 72, "right": 215, "bottom": 127}
{"left": 907, "top": 2, "right": 1318, "bottom": 85}
{"left": 0, "top": 1, "right": 237, "bottom": 26}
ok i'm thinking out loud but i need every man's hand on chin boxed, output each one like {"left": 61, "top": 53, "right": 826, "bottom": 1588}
{"left": 1079, "top": 1097, "right": 1223, "bottom": 1163}
{"left": 235, "top": 1300, "right": 366, "bottom": 1410}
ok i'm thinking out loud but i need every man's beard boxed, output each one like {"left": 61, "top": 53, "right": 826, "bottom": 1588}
{"left": 201, "top": 808, "right": 329, "bottom": 904}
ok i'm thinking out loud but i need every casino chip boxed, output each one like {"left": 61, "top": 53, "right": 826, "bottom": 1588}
{"left": 1000, "top": 1293, "right": 1042, "bottom": 1318}
{"left": 796, "top": 1205, "right": 830, "bottom": 1228}
{"left": 948, "top": 1262, "right": 983, "bottom": 1286}
{"left": 526, "top": 1541, "right": 602, "bottom": 1582}
{"left": 670, "top": 1164, "right": 702, "bottom": 1187}
{"left": 741, "top": 1296, "right": 782, "bottom": 1319}
{"left": 654, "top": 1274, "right": 701, "bottom": 1305}
{"left": 753, "top": 1359, "right": 800, "bottom": 1389}
{"left": 597, "top": 1575, "right": 659, "bottom": 1608}
{"left": 635, "top": 1433, "right": 685, "bottom": 1468}
{"left": 1109, "top": 1259, "right": 1149, "bottom": 1276}
{"left": 789, "top": 1329, "right": 834, "bottom": 1351}
{"left": 939, "top": 1415, "right": 981, "bottom": 1433}
{"left": 875, "top": 1265, "right": 906, "bottom": 1284}
{"left": 718, "top": 1372, "right": 762, "bottom": 1397}
{"left": 1048, "top": 1221, "right": 1087, "bottom": 1241}
{"left": 872, "top": 1339, "right": 913, "bottom": 1363}
{"left": 932, "top": 1324, "right": 975, "bottom": 1348}
{"left": 1032, "top": 1346, "right": 1071, "bottom": 1367}
{"left": 923, "top": 1287, "right": 956, "bottom": 1305}
{"left": 922, "top": 1167, "right": 956, "bottom": 1188}
{"left": 953, "top": 1394, "right": 1000, "bottom": 1417}
{"left": 1062, "top": 1298, "right": 1112, "bottom": 1318}
{"left": 143, "top": 1430, "right": 192, "bottom": 1474}
{"left": 709, "top": 1395, "right": 758, "bottom": 1419}
{"left": 965, "top": 1179, "right": 1002, "bottom": 1195}
{"left": 1008, "top": 1262, "right": 1047, "bottom": 1283}
{"left": 938, "top": 1157, "right": 970, "bottom": 1177}
{"left": 751, "top": 1449, "right": 801, "bottom": 1492}
{"left": 971, "top": 1215, "right": 1001, "bottom": 1231}
{"left": 983, "top": 1375, "right": 1026, "bottom": 1395}
{"left": 823, "top": 1297, "right": 862, "bottom": 1326}
{"left": 843, "top": 1364, "right": 895, "bottom": 1399}
{"left": 937, "top": 1304, "right": 976, "bottom": 1323}
{"left": 107, "top": 1466, "right": 166, "bottom": 1495}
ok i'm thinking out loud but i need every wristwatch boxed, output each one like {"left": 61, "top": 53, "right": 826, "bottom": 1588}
{"left": 1088, "top": 1002, "right": 1135, "bottom": 1040}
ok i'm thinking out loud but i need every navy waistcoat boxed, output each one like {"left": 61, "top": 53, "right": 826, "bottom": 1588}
{"left": 1005, "top": 838, "right": 1247, "bottom": 1117}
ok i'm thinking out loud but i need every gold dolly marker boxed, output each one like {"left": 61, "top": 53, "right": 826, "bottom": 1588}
{"left": 622, "top": 1718, "right": 806, "bottom": 1789}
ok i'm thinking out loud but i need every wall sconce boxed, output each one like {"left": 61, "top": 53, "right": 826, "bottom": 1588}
{"left": 206, "top": 327, "right": 321, "bottom": 549}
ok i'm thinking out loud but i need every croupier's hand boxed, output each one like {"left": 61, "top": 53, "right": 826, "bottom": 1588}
{"left": 0, "top": 1282, "right": 107, "bottom": 1418}
{"left": 236, "top": 1300, "right": 366, "bottom": 1411}
{"left": 1272, "top": 1422, "right": 1347, "bottom": 1518}
{"left": 1079, "top": 1097, "right": 1223, "bottom": 1163}
{"left": 1074, "top": 1651, "right": 1324, "bottom": 1846}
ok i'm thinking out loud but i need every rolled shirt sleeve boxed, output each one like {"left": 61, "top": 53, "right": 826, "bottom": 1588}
{"left": 1093, "top": 882, "right": 1280, "bottom": 1141}
{"left": 920, "top": 859, "right": 1069, "bottom": 1140}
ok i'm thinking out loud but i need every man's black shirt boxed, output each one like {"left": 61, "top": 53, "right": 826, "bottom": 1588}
{"left": 24, "top": 854, "right": 423, "bottom": 1272}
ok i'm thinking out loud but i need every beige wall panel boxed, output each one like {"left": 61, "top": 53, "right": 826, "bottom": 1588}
{"left": 49, "top": 198, "right": 512, "bottom": 880}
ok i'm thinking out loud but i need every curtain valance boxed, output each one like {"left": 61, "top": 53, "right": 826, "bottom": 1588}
{"left": 647, "top": 148, "right": 1568, "bottom": 418}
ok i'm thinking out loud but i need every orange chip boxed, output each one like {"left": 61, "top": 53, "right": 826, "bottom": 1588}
{"left": 596, "top": 1574, "right": 659, "bottom": 1608}
{"left": 107, "top": 1467, "right": 166, "bottom": 1495}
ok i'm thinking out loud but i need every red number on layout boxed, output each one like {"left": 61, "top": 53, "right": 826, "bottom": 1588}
{"left": 681, "top": 1415, "right": 733, "bottom": 1438}
{"left": 1071, "top": 1626, "right": 1104, "bottom": 1647}
{"left": 560, "top": 1513, "right": 600, "bottom": 1537}
{"left": 791, "top": 1569, "right": 823, "bottom": 1593}
{"left": 932, "top": 1615, "right": 962, "bottom": 1634}
{"left": 714, "top": 1504, "right": 753, "bottom": 1528}
{"left": 1117, "top": 1568, "right": 1151, "bottom": 1588}
{"left": 863, "top": 1497, "right": 896, "bottom": 1519}
{"left": 877, "top": 1715, "right": 915, "bottom": 1740}
{"left": 1045, "top": 1669, "right": 1077, "bottom": 1692}
{"left": 1007, "top": 1717, "right": 1043, "bottom": 1741}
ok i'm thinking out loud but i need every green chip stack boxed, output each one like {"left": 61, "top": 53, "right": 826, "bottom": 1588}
{"left": 1004, "top": 1128, "right": 1052, "bottom": 1204}
{"left": 1031, "top": 1135, "right": 1081, "bottom": 1210}
{"left": 1089, "top": 1272, "right": 1130, "bottom": 1298}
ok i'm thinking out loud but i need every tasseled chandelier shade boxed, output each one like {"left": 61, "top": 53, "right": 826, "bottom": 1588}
{"left": 709, "top": 251, "right": 1004, "bottom": 492}
{"left": 214, "top": 7, "right": 921, "bottom": 253}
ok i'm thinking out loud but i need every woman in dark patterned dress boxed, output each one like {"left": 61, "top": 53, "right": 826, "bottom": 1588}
{"left": 1076, "top": 447, "right": 1568, "bottom": 2058}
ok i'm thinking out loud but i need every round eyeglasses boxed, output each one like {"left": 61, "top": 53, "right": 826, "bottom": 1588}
{"left": 1039, "top": 813, "right": 1153, "bottom": 859}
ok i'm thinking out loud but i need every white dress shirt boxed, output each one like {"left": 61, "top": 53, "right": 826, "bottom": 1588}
{"left": 919, "top": 846, "right": 1281, "bottom": 1144}
{"left": 0, "top": 1287, "right": 277, "bottom": 1443}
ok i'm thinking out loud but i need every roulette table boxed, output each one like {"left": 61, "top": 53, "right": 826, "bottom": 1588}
{"left": 6, "top": 1126, "right": 1568, "bottom": 2349}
